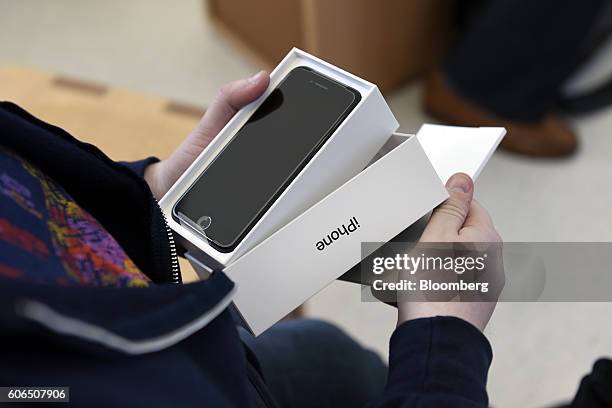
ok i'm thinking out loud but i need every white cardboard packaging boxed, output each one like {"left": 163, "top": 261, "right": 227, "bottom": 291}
{"left": 159, "top": 48, "right": 505, "bottom": 335}
{"left": 160, "top": 48, "right": 399, "bottom": 267}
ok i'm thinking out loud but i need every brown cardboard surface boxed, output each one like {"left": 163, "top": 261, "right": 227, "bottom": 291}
{"left": 208, "top": 0, "right": 302, "bottom": 67}
{"left": 302, "top": 0, "right": 451, "bottom": 92}
{"left": 0, "top": 65, "right": 203, "bottom": 282}
{"left": 208, "top": 0, "right": 451, "bottom": 92}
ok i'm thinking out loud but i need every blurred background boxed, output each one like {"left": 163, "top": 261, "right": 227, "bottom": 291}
{"left": 1, "top": 1, "right": 612, "bottom": 406}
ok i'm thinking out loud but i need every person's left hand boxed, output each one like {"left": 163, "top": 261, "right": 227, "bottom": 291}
{"left": 144, "top": 71, "right": 270, "bottom": 198}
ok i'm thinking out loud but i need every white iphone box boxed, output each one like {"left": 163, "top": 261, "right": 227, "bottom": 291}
{"left": 160, "top": 48, "right": 398, "bottom": 267}
{"left": 159, "top": 48, "right": 505, "bottom": 335}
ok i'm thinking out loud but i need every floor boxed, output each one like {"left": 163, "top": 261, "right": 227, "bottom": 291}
{"left": 1, "top": 1, "right": 611, "bottom": 406}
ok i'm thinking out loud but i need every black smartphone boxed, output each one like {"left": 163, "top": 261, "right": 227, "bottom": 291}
{"left": 173, "top": 66, "right": 361, "bottom": 252}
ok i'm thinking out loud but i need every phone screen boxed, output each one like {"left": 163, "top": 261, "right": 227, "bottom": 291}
{"left": 174, "top": 66, "right": 360, "bottom": 251}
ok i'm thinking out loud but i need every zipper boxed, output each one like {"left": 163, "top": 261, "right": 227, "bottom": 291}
{"left": 156, "top": 199, "right": 181, "bottom": 284}
{"left": 246, "top": 359, "right": 280, "bottom": 408}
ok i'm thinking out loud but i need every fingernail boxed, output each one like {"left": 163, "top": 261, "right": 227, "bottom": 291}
{"left": 248, "top": 70, "right": 265, "bottom": 84}
{"left": 446, "top": 173, "right": 472, "bottom": 193}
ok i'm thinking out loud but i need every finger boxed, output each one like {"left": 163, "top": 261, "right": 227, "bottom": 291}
{"left": 217, "top": 70, "right": 270, "bottom": 113}
{"left": 463, "top": 199, "right": 495, "bottom": 230}
{"left": 197, "top": 71, "right": 270, "bottom": 139}
{"left": 422, "top": 173, "right": 474, "bottom": 239}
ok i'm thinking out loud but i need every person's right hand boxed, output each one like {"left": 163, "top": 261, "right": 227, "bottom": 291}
{"left": 397, "top": 173, "right": 503, "bottom": 332}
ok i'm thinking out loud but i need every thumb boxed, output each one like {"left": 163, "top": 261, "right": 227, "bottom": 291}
{"left": 194, "top": 70, "right": 270, "bottom": 142}
{"left": 161, "top": 71, "right": 269, "bottom": 195}
{"left": 422, "top": 173, "right": 474, "bottom": 239}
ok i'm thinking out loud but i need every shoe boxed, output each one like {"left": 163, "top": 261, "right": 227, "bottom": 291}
{"left": 424, "top": 70, "right": 578, "bottom": 157}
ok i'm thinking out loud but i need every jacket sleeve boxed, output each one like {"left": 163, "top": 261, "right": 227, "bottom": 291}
{"left": 119, "top": 157, "right": 160, "bottom": 179}
{"left": 373, "top": 316, "right": 492, "bottom": 407}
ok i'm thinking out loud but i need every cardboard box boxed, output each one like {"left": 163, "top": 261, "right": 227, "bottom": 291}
{"left": 159, "top": 49, "right": 505, "bottom": 335}
{"left": 207, "top": 0, "right": 452, "bottom": 92}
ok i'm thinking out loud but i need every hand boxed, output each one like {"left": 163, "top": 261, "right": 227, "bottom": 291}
{"left": 397, "top": 173, "right": 503, "bottom": 332}
{"left": 145, "top": 71, "right": 270, "bottom": 198}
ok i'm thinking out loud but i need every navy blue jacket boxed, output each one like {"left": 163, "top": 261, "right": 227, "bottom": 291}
{"left": 0, "top": 102, "right": 493, "bottom": 407}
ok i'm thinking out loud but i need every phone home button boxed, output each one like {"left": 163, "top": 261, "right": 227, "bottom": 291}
{"left": 197, "top": 216, "right": 212, "bottom": 231}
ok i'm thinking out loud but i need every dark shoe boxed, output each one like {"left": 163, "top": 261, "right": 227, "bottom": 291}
{"left": 424, "top": 70, "right": 578, "bottom": 157}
